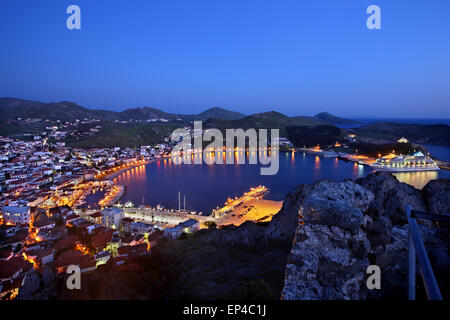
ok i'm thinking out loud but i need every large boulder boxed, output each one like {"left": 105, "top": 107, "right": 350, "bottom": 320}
{"left": 422, "top": 179, "right": 450, "bottom": 215}
{"left": 266, "top": 180, "right": 374, "bottom": 241}
{"left": 300, "top": 197, "right": 364, "bottom": 234}
{"left": 362, "top": 215, "right": 392, "bottom": 248}
{"left": 356, "top": 172, "right": 399, "bottom": 206}
{"left": 306, "top": 180, "right": 374, "bottom": 212}
{"left": 357, "top": 172, "right": 429, "bottom": 225}
{"left": 282, "top": 224, "right": 370, "bottom": 300}
{"left": 281, "top": 180, "right": 375, "bottom": 299}
{"left": 385, "top": 182, "right": 427, "bottom": 225}
{"left": 282, "top": 173, "right": 449, "bottom": 300}
{"left": 264, "top": 184, "right": 313, "bottom": 242}
{"left": 299, "top": 180, "right": 374, "bottom": 234}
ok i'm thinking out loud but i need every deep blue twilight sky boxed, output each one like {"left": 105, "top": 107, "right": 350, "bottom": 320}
{"left": 0, "top": 0, "right": 449, "bottom": 118}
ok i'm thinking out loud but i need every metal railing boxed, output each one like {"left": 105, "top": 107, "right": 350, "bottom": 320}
{"left": 406, "top": 205, "right": 450, "bottom": 300}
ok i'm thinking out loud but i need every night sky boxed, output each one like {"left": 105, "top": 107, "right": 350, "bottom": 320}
{"left": 1, "top": 0, "right": 449, "bottom": 118}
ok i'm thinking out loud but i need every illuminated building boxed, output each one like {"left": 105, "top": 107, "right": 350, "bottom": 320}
{"left": 1, "top": 206, "right": 31, "bottom": 225}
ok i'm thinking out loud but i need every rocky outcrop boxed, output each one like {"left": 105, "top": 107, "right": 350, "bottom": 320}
{"left": 422, "top": 179, "right": 450, "bottom": 216}
{"left": 282, "top": 173, "right": 449, "bottom": 300}
{"left": 384, "top": 183, "right": 428, "bottom": 225}
{"left": 356, "top": 172, "right": 399, "bottom": 206}
{"left": 18, "top": 267, "right": 57, "bottom": 300}
{"left": 264, "top": 184, "right": 313, "bottom": 242}
{"left": 283, "top": 224, "right": 370, "bottom": 299}
{"left": 265, "top": 180, "right": 373, "bottom": 241}
{"left": 357, "top": 172, "right": 427, "bottom": 225}
{"left": 280, "top": 180, "right": 374, "bottom": 299}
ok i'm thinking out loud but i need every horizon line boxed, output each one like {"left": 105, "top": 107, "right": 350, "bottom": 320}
{"left": 1, "top": 96, "right": 449, "bottom": 120}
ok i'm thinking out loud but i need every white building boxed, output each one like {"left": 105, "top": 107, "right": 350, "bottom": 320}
{"left": 130, "top": 221, "right": 153, "bottom": 235}
{"left": 163, "top": 218, "right": 200, "bottom": 239}
{"left": 1, "top": 206, "right": 31, "bottom": 225}
{"left": 101, "top": 207, "right": 124, "bottom": 229}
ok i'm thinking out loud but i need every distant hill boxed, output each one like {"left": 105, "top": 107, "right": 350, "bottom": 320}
{"left": 287, "top": 125, "right": 343, "bottom": 147}
{"left": 0, "top": 98, "right": 245, "bottom": 122}
{"left": 9, "top": 97, "right": 433, "bottom": 148}
{"left": 204, "top": 111, "right": 327, "bottom": 136}
{"left": 175, "top": 107, "right": 246, "bottom": 122}
{"left": 291, "top": 116, "right": 328, "bottom": 126}
{"left": 65, "top": 122, "right": 181, "bottom": 148}
{"left": 196, "top": 107, "right": 245, "bottom": 120}
{"left": 354, "top": 122, "right": 450, "bottom": 145}
{"left": 244, "top": 111, "right": 300, "bottom": 128}
{"left": 314, "top": 112, "right": 360, "bottom": 125}
{"left": 118, "top": 107, "right": 176, "bottom": 121}
{"left": 0, "top": 98, "right": 118, "bottom": 121}
{"left": 0, "top": 98, "right": 354, "bottom": 128}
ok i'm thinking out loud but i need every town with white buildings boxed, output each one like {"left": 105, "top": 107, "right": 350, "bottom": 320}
{"left": 0, "top": 134, "right": 190, "bottom": 300}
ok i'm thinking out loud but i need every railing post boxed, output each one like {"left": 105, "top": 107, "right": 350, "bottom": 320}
{"left": 406, "top": 205, "right": 416, "bottom": 300}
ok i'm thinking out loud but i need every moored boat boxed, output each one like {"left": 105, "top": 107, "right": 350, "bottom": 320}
{"left": 371, "top": 151, "right": 440, "bottom": 172}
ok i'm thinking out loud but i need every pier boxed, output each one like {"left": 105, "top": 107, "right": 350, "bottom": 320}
{"left": 77, "top": 186, "right": 282, "bottom": 229}
{"left": 212, "top": 185, "right": 269, "bottom": 218}
{"left": 98, "top": 185, "right": 125, "bottom": 207}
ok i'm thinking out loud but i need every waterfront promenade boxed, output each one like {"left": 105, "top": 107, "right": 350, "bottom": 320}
{"left": 97, "top": 159, "right": 157, "bottom": 180}
{"left": 77, "top": 190, "right": 282, "bottom": 230}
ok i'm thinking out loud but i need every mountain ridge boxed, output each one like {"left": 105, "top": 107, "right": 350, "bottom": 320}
{"left": 0, "top": 97, "right": 352, "bottom": 125}
{"left": 0, "top": 97, "right": 247, "bottom": 122}
{"left": 314, "top": 111, "right": 360, "bottom": 125}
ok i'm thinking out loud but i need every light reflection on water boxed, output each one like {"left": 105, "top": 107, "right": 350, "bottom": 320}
{"left": 393, "top": 171, "right": 439, "bottom": 190}
{"left": 107, "top": 152, "right": 449, "bottom": 214}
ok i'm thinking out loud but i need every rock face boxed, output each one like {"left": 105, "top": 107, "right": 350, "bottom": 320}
{"left": 357, "top": 172, "right": 427, "bottom": 225}
{"left": 283, "top": 224, "right": 370, "bottom": 299}
{"left": 265, "top": 180, "right": 373, "bottom": 241}
{"left": 281, "top": 180, "right": 374, "bottom": 299}
{"left": 265, "top": 184, "right": 312, "bottom": 242}
{"left": 422, "top": 179, "right": 450, "bottom": 216}
{"left": 18, "top": 267, "right": 57, "bottom": 300}
{"left": 301, "top": 197, "right": 364, "bottom": 234}
{"left": 281, "top": 173, "right": 450, "bottom": 300}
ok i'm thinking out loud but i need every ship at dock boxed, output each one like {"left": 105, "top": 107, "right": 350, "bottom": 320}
{"left": 371, "top": 151, "right": 440, "bottom": 172}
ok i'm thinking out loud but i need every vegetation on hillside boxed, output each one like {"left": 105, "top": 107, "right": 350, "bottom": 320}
{"left": 348, "top": 141, "right": 423, "bottom": 158}
{"left": 287, "top": 125, "right": 343, "bottom": 147}
{"left": 354, "top": 122, "right": 450, "bottom": 145}
{"left": 314, "top": 111, "right": 360, "bottom": 125}
{"left": 64, "top": 122, "right": 183, "bottom": 148}
{"left": 59, "top": 224, "right": 291, "bottom": 300}
{"left": 203, "top": 111, "right": 326, "bottom": 137}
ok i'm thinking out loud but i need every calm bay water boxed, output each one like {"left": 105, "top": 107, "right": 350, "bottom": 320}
{"left": 422, "top": 144, "right": 450, "bottom": 162}
{"left": 112, "top": 152, "right": 450, "bottom": 215}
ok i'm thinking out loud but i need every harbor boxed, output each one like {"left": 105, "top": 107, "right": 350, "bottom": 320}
{"left": 78, "top": 185, "right": 282, "bottom": 230}
{"left": 296, "top": 146, "right": 445, "bottom": 172}
{"left": 98, "top": 185, "right": 125, "bottom": 207}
